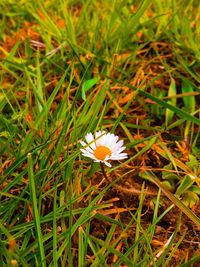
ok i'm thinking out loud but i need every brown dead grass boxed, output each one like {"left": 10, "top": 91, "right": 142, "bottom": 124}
{"left": 1, "top": 12, "right": 200, "bottom": 266}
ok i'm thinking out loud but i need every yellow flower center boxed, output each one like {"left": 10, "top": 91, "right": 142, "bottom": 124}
{"left": 94, "top": 146, "right": 111, "bottom": 160}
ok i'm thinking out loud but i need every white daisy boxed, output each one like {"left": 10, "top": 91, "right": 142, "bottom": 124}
{"left": 80, "top": 131, "right": 128, "bottom": 167}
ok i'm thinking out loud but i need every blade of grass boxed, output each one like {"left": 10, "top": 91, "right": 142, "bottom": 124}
{"left": 78, "top": 226, "right": 84, "bottom": 267}
{"left": 165, "top": 77, "right": 177, "bottom": 127}
{"left": 133, "top": 183, "right": 146, "bottom": 264}
{"left": 144, "top": 171, "right": 200, "bottom": 227}
{"left": 28, "top": 153, "right": 46, "bottom": 267}
{"left": 138, "top": 90, "right": 200, "bottom": 126}
{"left": 53, "top": 185, "right": 58, "bottom": 267}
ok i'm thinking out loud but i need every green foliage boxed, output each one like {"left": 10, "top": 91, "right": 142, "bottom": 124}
{"left": 82, "top": 78, "right": 99, "bottom": 101}
{"left": 160, "top": 157, "right": 200, "bottom": 208}
{"left": 0, "top": 0, "right": 200, "bottom": 266}
{"left": 165, "top": 78, "right": 177, "bottom": 126}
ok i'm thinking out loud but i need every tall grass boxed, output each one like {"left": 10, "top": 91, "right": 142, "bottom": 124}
{"left": 0, "top": 0, "right": 200, "bottom": 266}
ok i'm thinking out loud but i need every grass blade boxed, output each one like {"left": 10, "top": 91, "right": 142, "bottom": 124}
{"left": 28, "top": 153, "right": 46, "bottom": 267}
{"left": 144, "top": 171, "right": 200, "bottom": 227}
{"left": 138, "top": 89, "right": 200, "bottom": 126}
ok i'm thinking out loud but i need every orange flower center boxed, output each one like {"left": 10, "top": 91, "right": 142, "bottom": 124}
{"left": 94, "top": 146, "right": 111, "bottom": 160}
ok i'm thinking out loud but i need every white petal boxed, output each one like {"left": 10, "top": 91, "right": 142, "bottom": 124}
{"left": 85, "top": 132, "right": 93, "bottom": 143}
{"left": 98, "top": 133, "right": 107, "bottom": 146}
{"left": 113, "top": 135, "right": 119, "bottom": 144}
{"left": 80, "top": 148, "right": 88, "bottom": 154}
{"left": 84, "top": 146, "right": 94, "bottom": 153}
{"left": 110, "top": 152, "right": 128, "bottom": 157}
{"left": 114, "top": 146, "right": 126, "bottom": 154}
{"left": 104, "top": 155, "right": 111, "bottom": 161}
{"left": 103, "top": 135, "right": 111, "bottom": 148}
{"left": 94, "top": 159, "right": 101, "bottom": 163}
{"left": 107, "top": 133, "right": 116, "bottom": 148}
{"left": 110, "top": 154, "right": 128, "bottom": 160}
{"left": 80, "top": 140, "right": 87, "bottom": 146}
{"left": 95, "top": 131, "right": 104, "bottom": 146}
{"left": 110, "top": 139, "right": 123, "bottom": 151}
{"left": 80, "top": 139, "right": 94, "bottom": 153}
{"left": 116, "top": 140, "right": 124, "bottom": 148}
{"left": 104, "top": 161, "right": 112, "bottom": 167}
{"left": 95, "top": 131, "right": 104, "bottom": 139}
{"left": 82, "top": 153, "right": 93, "bottom": 159}
{"left": 85, "top": 133, "right": 96, "bottom": 150}
{"left": 102, "top": 134, "right": 109, "bottom": 146}
{"left": 81, "top": 150, "right": 93, "bottom": 157}
{"left": 113, "top": 152, "right": 128, "bottom": 156}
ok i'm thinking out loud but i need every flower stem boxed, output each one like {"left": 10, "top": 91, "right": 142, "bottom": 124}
{"left": 100, "top": 162, "right": 157, "bottom": 196}
{"left": 100, "top": 162, "right": 110, "bottom": 183}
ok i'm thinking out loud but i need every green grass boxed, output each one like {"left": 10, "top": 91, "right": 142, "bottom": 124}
{"left": 1, "top": 0, "right": 200, "bottom": 266}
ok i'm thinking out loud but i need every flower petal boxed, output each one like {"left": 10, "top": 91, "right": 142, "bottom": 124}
{"left": 110, "top": 154, "right": 128, "bottom": 160}
{"left": 85, "top": 132, "right": 96, "bottom": 150}
{"left": 104, "top": 161, "right": 112, "bottom": 167}
{"left": 98, "top": 133, "right": 107, "bottom": 146}
{"left": 113, "top": 146, "right": 126, "bottom": 154}
{"left": 79, "top": 140, "right": 87, "bottom": 146}
{"left": 80, "top": 150, "right": 93, "bottom": 157}
{"left": 95, "top": 131, "right": 104, "bottom": 146}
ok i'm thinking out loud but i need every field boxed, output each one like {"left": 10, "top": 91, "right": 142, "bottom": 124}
{"left": 0, "top": 0, "right": 200, "bottom": 266}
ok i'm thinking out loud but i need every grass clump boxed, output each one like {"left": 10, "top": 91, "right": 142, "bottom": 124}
{"left": 0, "top": 0, "right": 200, "bottom": 266}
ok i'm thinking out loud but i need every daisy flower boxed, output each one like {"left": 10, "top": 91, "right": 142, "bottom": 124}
{"left": 80, "top": 131, "right": 128, "bottom": 167}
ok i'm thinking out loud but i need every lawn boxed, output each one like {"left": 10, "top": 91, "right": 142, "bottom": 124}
{"left": 0, "top": 0, "right": 200, "bottom": 266}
